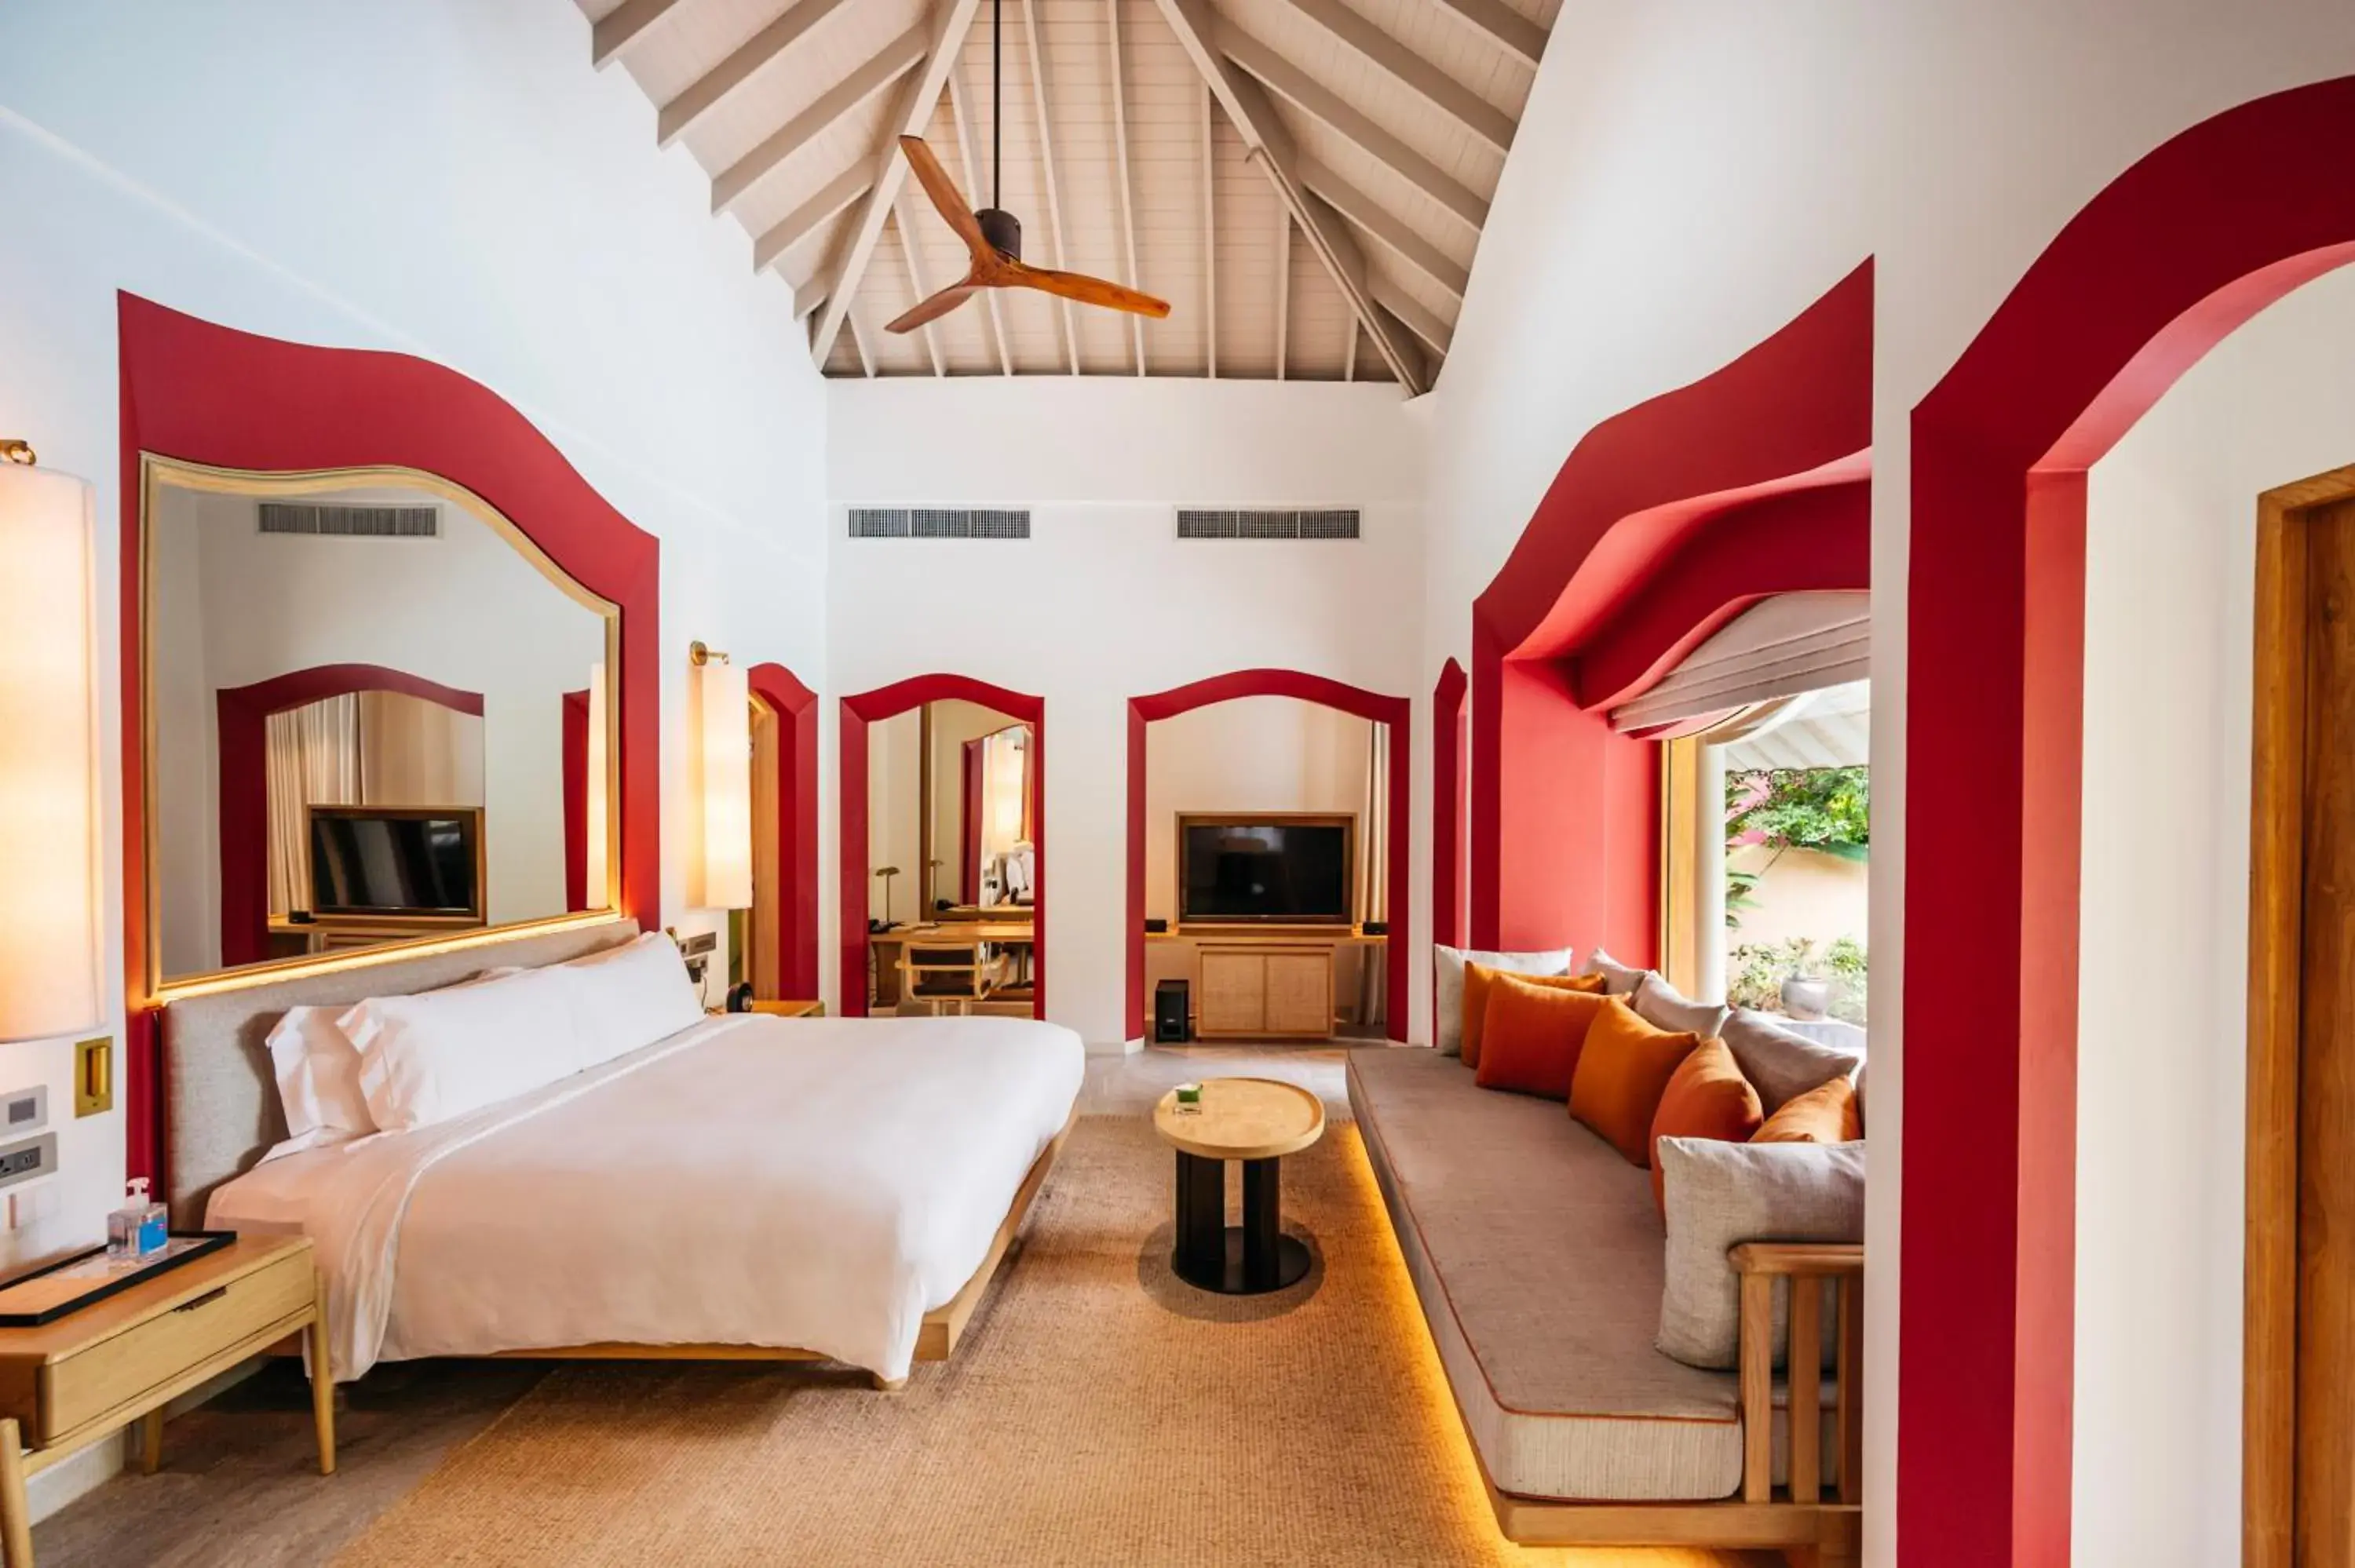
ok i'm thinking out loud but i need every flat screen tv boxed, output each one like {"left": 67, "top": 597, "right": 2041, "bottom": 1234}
{"left": 1178, "top": 814, "right": 1353, "bottom": 925}
{"left": 307, "top": 805, "right": 484, "bottom": 919}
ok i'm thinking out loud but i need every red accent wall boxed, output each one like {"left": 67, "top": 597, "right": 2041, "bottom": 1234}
{"left": 1430, "top": 658, "right": 1468, "bottom": 979}
{"left": 1900, "top": 78, "right": 2355, "bottom": 1566}
{"left": 1466, "top": 266, "right": 1874, "bottom": 964}
{"left": 747, "top": 663, "right": 820, "bottom": 1001}
{"left": 1125, "top": 669, "right": 1411, "bottom": 1044}
{"left": 561, "top": 689, "right": 589, "bottom": 913}
{"left": 840, "top": 675, "right": 1045, "bottom": 1019}
{"left": 118, "top": 294, "right": 663, "bottom": 1185}
{"left": 214, "top": 665, "right": 484, "bottom": 966}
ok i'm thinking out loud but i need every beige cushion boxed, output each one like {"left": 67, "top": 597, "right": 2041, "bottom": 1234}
{"left": 1632, "top": 972, "right": 1731, "bottom": 1041}
{"left": 1431, "top": 944, "right": 1571, "bottom": 1056}
{"left": 1656, "top": 1137, "right": 1864, "bottom": 1370}
{"left": 1580, "top": 947, "right": 1647, "bottom": 997}
{"left": 1348, "top": 1047, "right": 1748, "bottom": 1500}
{"left": 1721, "top": 1008, "right": 1864, "bottom": 1114}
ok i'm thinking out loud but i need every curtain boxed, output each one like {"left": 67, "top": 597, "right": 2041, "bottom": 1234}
{"left": 356, "top": 690, "right": 482, "bottom": 805}
{"left": 265, "top": 695, "right": 362, "bottom": 915}
{"left": 1357, "top": 722, "right": 1390, "bottom": 1028}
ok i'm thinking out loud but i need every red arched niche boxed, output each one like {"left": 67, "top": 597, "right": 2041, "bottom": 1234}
{"left": 215, "top": 665, "right": 485, "bottom": 967}
{"left": 747, "top": 662, "right": 820, "bottom": 1000}
{"left": 1900, "top": 78, "right": 2355, "bottom": 1568}
{"left": 119, "top": 294, "right": 662, "bottom": 1184}
{"left": 1467, "top": 263, "right": 1875, "bottom": 959}
{"left": 1125, "top": 670, "right": 1411, "bottom": 1044}
{"left": 840, "top": 675, "right": 1046, "bottom": 1018}
{"left": 1431, "top": 657, "right": 1468, "bottom": 965}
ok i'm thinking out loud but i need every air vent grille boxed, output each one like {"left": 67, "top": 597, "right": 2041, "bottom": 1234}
{"left": 1178, "top": 508, "right": 1360, "bottom": 540}
{"left": 849, "top": 507, "right": 1030, "bottom": 539}
{"left": 258, "top": 502, "right": 439, "bottom": 538}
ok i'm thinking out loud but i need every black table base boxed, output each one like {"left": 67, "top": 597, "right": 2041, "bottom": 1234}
{"left": 1172, "top": 1149, "right": 1310, "bottom": 1295}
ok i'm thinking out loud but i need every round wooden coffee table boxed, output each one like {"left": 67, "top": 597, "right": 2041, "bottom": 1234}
{"left": 1152, "top": 1078, "right": 1325, "bottom": 1295}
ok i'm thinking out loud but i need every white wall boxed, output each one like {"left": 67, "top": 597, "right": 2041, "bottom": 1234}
{"left": 1415, "top": 6, "right": 2355, "bottom": 1558}
{"left": 828, "top": 377, "right": 1425, "bottom": 1049}
{"left": 2072, "top": 262, "right": 2355, "bottom": 1566}
{"left": 0, "top": 0, "right": 829, "bottom": 1508}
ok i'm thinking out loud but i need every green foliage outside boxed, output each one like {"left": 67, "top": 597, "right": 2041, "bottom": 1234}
{"left": 1722, "top": 764, "right": 1871, "bottom": 1024}
{"left": 1726, "top": 935, "right": 1868, "bottom": 1026}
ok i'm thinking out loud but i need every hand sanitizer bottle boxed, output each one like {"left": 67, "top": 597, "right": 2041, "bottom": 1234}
{"left": 107, "top": 1179, "right": 167, "bottom": 1261}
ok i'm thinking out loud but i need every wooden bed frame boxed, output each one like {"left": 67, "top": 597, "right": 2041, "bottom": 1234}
{"left": 480, "top": 1110, "right": 1075, "bottom": 1390}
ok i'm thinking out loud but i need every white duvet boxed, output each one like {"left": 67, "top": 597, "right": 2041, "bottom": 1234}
{"left": 206, "top": 1012, "right": 1086, "bottom": 1383}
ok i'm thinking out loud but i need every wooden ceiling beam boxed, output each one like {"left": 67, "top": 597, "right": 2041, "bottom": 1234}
{"left": 1280, "top": 0, "right": 1513, "bottom": 153}
{"left": 809, "top": 0, "right": 988, "bottom": 369}
{"left": 1367, "top": 272, "right": 1452, "bottom": 357}
{"left": 1150, "top": 0, "right": 1425, "bottom": 393}
{"left": 1298, "top": 159, "right": 1470, "bottom": 300}
{"left": 752, "top": 164, "right": 871, "bottom": 272}
{"left": 1106, "top": 0, "right": 1147, "bottom": 376}
{"left": 1274, "top": 210, "right": 1291, "bottom": 379}
{"left": 1429, "top": 0, "right": 1546, "bottom": 70}
{"left": 1201, "top": 78, "right": 1218, "bottom": 378}
{"left": 711, "top": 25, "right": 927, "bottom": 217}
{"left": 791, "top": 276, "right": 827, "bottom": 320}
{"left": 846, "top": 309, "right": 878, "bottom": 377}
{"left": 658, "top": 0, "right": 857, "bottom": 148}
{"left": 890, "top": 198, "right": 949, "bottom": 376}
{"left": 1218, "top": 24, "right": 1487, "bottom": 237}
{"left": 945, "top": 67, "right": 1013, "bottom": 375}
{"left": 1019, "top": 0, "right": 1083, "bottom": 376}
{"left": 592, "top": 0, "right": 688, "bottom": 69}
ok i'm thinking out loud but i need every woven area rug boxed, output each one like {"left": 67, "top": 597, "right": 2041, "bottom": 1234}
{"left": 334, "top": 1114, "right": 1767, "bottom": 1567}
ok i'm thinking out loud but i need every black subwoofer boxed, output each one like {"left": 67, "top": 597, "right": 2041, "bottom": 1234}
{"left": 1153, "top": 979, "right": 1191, "bottom": 1043}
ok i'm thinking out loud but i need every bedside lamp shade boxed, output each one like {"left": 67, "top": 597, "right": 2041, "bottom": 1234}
{"left": 0, "top": 461, "right": 101, "bottom": 1042}
{"left": 692, "top": 657, "right": 751, "bottom": 910}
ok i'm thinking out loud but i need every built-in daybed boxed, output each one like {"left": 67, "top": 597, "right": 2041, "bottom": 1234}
{"left": 1349, "top": 1045, "right": 1862, "bottom": 1565}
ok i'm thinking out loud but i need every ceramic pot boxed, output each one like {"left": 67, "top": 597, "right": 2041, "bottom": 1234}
{"left": 1780, "top": 977, "right": 1832, "bottom": 1021}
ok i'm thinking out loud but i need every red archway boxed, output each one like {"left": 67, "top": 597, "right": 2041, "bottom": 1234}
{"left": 839, "top": 674, "right": 1046, "bottom": 1018}
{"left": 1468, "top": 263, "right": 1875, "bottom": 959}
{"left": 1900, "top": 77, "right": 2355, "bottom": 1567}
{"left": 119, "top": 295, "right": 662, "bottom": 1183}
{"left": 1125, "top": 669, "right": 1411, "bottom": 1044}
{"left": 214, "top": 665, "right": 485, "bottom": 967}
{"left": 747, "top": 662, "right": 820, "bottom": 1001}
{"left": 1431, "top": 657, "right": 1468, "bottom": 979}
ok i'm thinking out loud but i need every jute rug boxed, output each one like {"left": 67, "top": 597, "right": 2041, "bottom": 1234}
{"left": 334, "top": 1115, "right": 1766, "bottom": 1567}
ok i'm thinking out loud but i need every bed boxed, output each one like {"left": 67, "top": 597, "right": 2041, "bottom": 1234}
{"left": 162, "top": 922, "right": 1083, "bottom": 1387}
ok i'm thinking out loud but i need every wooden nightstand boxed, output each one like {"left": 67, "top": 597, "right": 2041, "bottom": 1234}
{"left": 0, "top": 1235, "right": 331, "bottom": 1565}
{"left": 746, "top": 999, "right": 824, "bottom": 1018}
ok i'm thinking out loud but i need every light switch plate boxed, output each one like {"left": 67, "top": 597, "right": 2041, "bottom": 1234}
{"left": 0, "top": 1087, "right": 46, "bottom": 1136}
{"left": 0, "top": 1133, "right": 59, "bottom": 1192}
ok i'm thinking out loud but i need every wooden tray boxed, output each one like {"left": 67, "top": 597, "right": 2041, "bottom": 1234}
{"left": 0, "top": 1232, "right": 236, "bottom": 1326}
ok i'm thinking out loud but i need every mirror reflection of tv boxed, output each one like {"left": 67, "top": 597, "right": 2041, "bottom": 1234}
{"left": 1178, "top": 815, "right": 1353, "bottom": 924}
{"left": 307, "top": 806, "right": 484, "bottom": 919}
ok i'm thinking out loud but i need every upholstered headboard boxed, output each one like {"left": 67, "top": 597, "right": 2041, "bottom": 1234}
{"left": 158, "top": 920, "right": 640, "bottom": 1227}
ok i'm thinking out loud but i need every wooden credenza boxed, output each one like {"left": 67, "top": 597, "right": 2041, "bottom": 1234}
{"left": 1196, "top": 944, "right": 1336, "bottom": 1041}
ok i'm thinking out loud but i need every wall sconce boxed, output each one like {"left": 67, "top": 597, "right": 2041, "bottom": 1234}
{"left": 688, "top": 642, "right": 751, "bottom": 910}
{"left": 0, "top": 442, "right": 103, "bottom": 1042}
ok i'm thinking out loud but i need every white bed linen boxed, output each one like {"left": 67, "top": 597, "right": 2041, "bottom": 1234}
{"left": 208, "top": 1012, "right": 1085, "bottom": 1383}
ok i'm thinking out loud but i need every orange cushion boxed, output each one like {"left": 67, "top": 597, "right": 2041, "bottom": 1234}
{"left": 1461, "top": 965, "right": 1603, "bottom": 1069}
{"left": 1473, "top": 975, "right": 1615, "bottom": 1099}
{"left": 1753, "top": 1075, "right": 1863, "bottom": 1144}
{"left": 1648, "top": 1038, "right": 1764, "bottom": 1211}
{"left": 1568, "top": 999, "right": 1700, "bottom": 1165}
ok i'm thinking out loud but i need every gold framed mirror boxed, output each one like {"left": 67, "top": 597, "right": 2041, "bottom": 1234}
{"left": 140, "top": 457, "right": 622, "bottom": 1001}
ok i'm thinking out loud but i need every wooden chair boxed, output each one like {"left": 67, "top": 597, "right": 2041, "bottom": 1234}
{"left": 898, "top": 939, "right": 1002, "bottom": 1016}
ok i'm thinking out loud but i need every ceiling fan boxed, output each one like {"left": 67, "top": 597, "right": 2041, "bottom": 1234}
{"left": 885, "top": 0, "right": 1170, "bottom": 334}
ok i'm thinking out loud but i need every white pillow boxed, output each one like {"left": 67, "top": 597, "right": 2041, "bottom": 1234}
{"left": 553, "top": 932, "right": 705, "bottom": 1068}
{"left": 1656, "top": 1136, "right": 1864, "bottom": 1370}
{"left": 1431, "top": 944, "right": 1572, "bottom": 1056}
{"left": 264, "top": 966, "right": 521, "bottom": 1159}
{"left": 1632, "top": 972, "right": 1731, "bottom": 1040}
{"left": 265, "top": 1006, "right": 377, "bottom": 1159}
{"left": 1579, "top": 947, "right": 1648, "bottom": 996}
{"left": 344, "top": 966, "right": 579, "bottom": 1133}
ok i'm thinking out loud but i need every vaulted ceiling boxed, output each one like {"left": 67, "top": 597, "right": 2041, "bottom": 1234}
{"left": 575, "top": 0, "right": 1556, "bottom": 389}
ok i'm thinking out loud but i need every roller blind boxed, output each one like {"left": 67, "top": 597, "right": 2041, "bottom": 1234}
{"left": 1609, "top": 591, "right": 1868, "bottom": 734}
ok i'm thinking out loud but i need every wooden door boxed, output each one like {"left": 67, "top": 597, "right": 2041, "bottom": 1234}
{"left": 1198, "top": 950, "right": 1265, "bottom": 1036}
{"left": 2298, "top": 498, "right": 2355, "bottom": 1565}
{"left": 1264, "top": 950, "right": 1334, "bottom": 1037}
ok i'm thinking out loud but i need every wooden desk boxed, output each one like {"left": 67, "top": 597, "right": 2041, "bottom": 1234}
{"left": 267, "top": 912, "right": 484, "bottom": 959}
{"left": 0, "top": 1236, "right": 331, "bottom": 1565}
{"left": 871, "top": 922, "right": 1035, "bottom": 1009}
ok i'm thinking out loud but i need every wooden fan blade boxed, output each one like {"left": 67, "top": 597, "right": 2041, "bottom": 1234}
{"left": 1005, "top": 261, "right": 1171, "bottom": 319}
{"left": 897, "top": 136, "right": 991, "bottom": 261}
{"left": 885, "top": 283, "right": 980, "bottom": 334}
